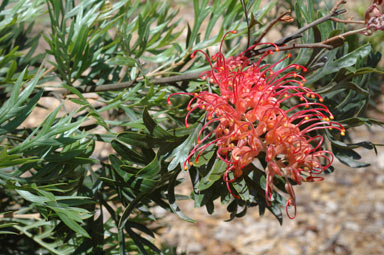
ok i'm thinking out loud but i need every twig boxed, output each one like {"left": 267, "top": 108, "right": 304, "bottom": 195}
{"left": 41, "top": 66, "right": 55, "bottom": 78}
{"left": 330, "top": 17, "right": 365, "bottom": 24}
{"left": 266, "top": 43, "right": 334, "bottom": 52}
{"left": 0, "top": 213, "right": 41, "bottom": 220}
{"left": 254, "top": 10, "right": 292, "bottom": 44}
{"left": 77, "top": 71, "right": 202, "bottom": 93}
{"left": 322, "top": 27, "right": 368, "bottom": 45}
{"left": 276, "top": 9, "right": 347, "bottom": 45}
{"left": 245, "top": 9, "right": 347, "bottom": 57}
{"left": 145, "top": 51, "right": 191, "bottom": 78}
{"left": 240, "top": 0, "right": 251, "bottom": 48}
{"left": 37, "top": 72, "right": 199, "bottom": 97}
{"left": 331, "top": 0, "right": 347, "bottom": 14}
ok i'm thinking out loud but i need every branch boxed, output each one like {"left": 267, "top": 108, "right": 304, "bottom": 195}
{"left": 76, "top": 71, "right": 202, "bottom": 93}
{"left": 244, "top": 8, "right": 347, "bottom": 57}
{"left": 277, "top": 10, "right": 347, "bottom": 45}
{"left": 277, "top": 0, "right": 349, "bottom": 45}
{"left": 39, "top": 72, "right": 202, "bottom": 96}
{"left": 265, "top": 43, "right": 334, "bottom": 53}
{"left": 331, "top": 0, "right": 347, "bottom": 14}
{"left": 0, "top": 213, "right": 41, "bottom": 220}
{"left": 254, "top": 10, "right": 292, "bottom": 44}
{"left": 55, "top": 0, "right": 361, "bottom": 94}
{"left": 330, "top": 17, "right": 365, "bottom": 24}
{"left": 240, "top": 0, "right": 251, "bottom": 48}
{"left": 322, "top": 27, "right": 368, "bottom": 45}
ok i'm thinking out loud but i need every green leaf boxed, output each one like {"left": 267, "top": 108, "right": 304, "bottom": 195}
{"left": 16, "top": 189, "right": 50, "bottom": 204}
{"left": 0, "top": 69, "right": 42, "bottom": 126}
{"left": 188, "top": 0, "right": 210, "bottom": 48}
{"left": 339, "top": 117, "right": 384, "bottom": 128}
{"left": 55, "top": 211, "right": 90, "bottom": 238}
{"left": 0, "top": 148, "right": 37, "bottom": 168}
{"left": 168, "top": 124, "right": 201, "bottom": 171}
{"left": 232, "top": 177, "right": 250, "bottom": 201}
{"left": 143, "top": 108, "right": 173, "bottom": 139}
{"left": 0, "top": 92, "right": 43, "bottom": 135}
{"left": 307, "top": 44, "right": 372, "bottom": 84}
{"left": 135, "top": 155, "right": 161, "bottom": 178}
{"left": 198, "top": 159, "right": 226, "bottom": 190}
{"left": 63, "top": 84, "right": 109, "bottom": 131}
{"left": 107, "top": 55, "right": 137, "bottom": 66}
{"left": 253, "top": 0, "right": 277, "bottom": 22}
{"left": 267, "top": 203, "right": 283, "bottom": 225}
{"left": 111, "top": 140, "right": 147, "bottom": 164}
{"left": 117, "top": 132, "right": 151, "bottom": 149}
{"left": 333, "top": 146, "right": 370, "bottom": 168}
{"left": 167, "top": 170, "right": 195, "bottom": 223}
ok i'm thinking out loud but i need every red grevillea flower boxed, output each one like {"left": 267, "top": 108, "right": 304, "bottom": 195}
{"left": 168, "top": 31, "right": 345, "bottom": 219}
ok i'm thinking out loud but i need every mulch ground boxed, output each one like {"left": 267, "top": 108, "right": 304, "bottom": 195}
{"left": 157, "top": 125, "right": 384, "bottom": 255}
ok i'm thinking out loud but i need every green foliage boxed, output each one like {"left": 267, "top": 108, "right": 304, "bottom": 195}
{"left": 0, "top": 0, "right": 382, "bottom": 254}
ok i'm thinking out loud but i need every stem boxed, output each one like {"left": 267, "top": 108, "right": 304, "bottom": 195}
{"left": 78, "top": 71, "right": 202, "bottom": 93}
{"left": 278, "top": 9, "right": 347, "bottom": 45}
{"left": 322, "top": 27, "right": 368, "bottom": 45}
{"left": 240, "top": 0, "right": 251, "bottom": 48}
{"left": 331, "top": 0, "right": 347, "bottom": 13}
{"left": 245, "top": 9, "right": 347, "bottom": 57}
{"left": 254, "top": 10, "right": 292, "bottom": 44}
{"left": 258, "top": 43, "right": 333, "bottom": 54}
{"left": 330, "top": 17, "right": 365, "bottom": 24}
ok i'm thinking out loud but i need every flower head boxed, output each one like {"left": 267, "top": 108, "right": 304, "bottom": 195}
{"left": 168, "top": 31, "right": 345, "bottom": 218}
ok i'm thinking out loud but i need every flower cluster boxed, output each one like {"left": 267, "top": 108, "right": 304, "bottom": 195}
{"left": 168, "top": 31, "right": 345, "bottom": 218}
{"left": 364, "top": 0, "right": 384, "bottom": 35}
